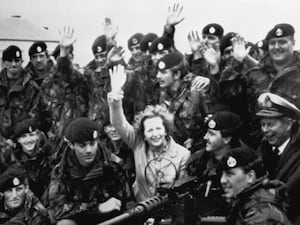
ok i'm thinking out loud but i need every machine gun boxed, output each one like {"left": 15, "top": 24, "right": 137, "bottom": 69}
{"left": 98, "top": 176, "right": 226, "bottom": 225}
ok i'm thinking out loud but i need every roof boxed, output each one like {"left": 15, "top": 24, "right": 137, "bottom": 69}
{"left": 0, "top": 17, "right": 59, "bottom": 43}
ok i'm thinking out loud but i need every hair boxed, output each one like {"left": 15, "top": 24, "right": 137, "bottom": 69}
{"left": 133, "top": 105, "right": 174, "bottom": 139}
{"left": 242, "top": 157, "right": 266, "bottom": 178}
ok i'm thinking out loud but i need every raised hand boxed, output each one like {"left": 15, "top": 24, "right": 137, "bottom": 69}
{"left": 187, "top": 30, "right": 202, "bottom": 53}
{"left": 166, "top": 3, "right": 184, "bottom": 26}
{"left": 103, "top": 17, "right": 118, "bottom": 43}
{"left": 109, "top": 64, "right": 127, "bottom": 94}
{"left": 107, "top": 46, "right": 125, "bottom": 63}
{"left": 202, "top": 43, "right": 220, "bottom": 66}
{"left": 58, "top": 26, "right": 76, "bottom": 47}
{"left": 232, "top": 35, "right": 250, "bottom": 62}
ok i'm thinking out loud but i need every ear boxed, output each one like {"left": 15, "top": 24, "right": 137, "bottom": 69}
{"left": 223, "top": 136, "right": 232, "bottom": 145}
{"left": 173, "top": 70, "right": 181, "bottom": 80}
{"left": 246, "top": 170, "right": 256, "bottom": 185}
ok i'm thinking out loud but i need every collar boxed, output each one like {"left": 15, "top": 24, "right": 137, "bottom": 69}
{"left": 274, "top": 138, "right": 290, "bottom": 155}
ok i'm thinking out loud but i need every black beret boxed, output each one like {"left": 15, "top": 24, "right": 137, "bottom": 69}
{"left": 270, "top": 69, "right": 300, "bottom": 111}
{"left": 265, "top": 23, "right": 295, "bottom": 41}
{"left": 0, "top": 167, "right": 27, "bottom": 192}
{"left": 149, "top": 36, "right": 174, "bottom": 54}
{"left": 220, "top": 32, "right": 237, "bottom": 54}
{"left": 92, "top": 35, "right": 107, "bottom": 54}
{"left": 256, "top": 39, "right": 268, "bottom": 52}
{"left": 217, "top": 145, "right": 259, "bottom": 172}
{"left": 140, "top": 33, "right": 158, "bottom": 52}
{"left": 14, "top": 118, "right": 38, "bottom": 138}
{"left": 2, "top": 45, "right": 22, "bottom": 61}
{"left": 207, "top": 111, "right": 241, "bottom": 136}
{"left": 127, "top": 33, "right": 144, "bottom": 50}
{"left": 202, "top": 23, "right": 224, "bottom": 39}
{"left": 257, "top": 92, "right": 300, "bottom": 119}
{"left": 157, "top": 52, "right": 184, "bottom": 71}
{"left": 65, "top": 117, "right": 100, "bottom": 143}
{"left": 28, "top": 41, "right": 47, "bottom": 57}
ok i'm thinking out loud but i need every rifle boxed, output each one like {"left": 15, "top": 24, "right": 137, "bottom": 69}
{"left": 98, "top": 176, "right": 226, "bottom": 225}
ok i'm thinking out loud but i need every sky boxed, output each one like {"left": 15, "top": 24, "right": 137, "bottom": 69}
{"left": 1, "top": 0, "right": 300, "bottom": 66}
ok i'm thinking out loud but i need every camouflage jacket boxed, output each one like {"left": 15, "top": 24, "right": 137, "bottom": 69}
{"left": 44, "top": 142, "right": 132, "bottom": 222}
{"left": 0, "top": 190, "right": 50, "bottom": 225}
{"left": 0, "top": 69, "right": 41, "bottom": 139}
{"left": 40, "top": 57, "right": 89, "bottom": 137}
{"left": 25, "top": 60, "right": 55, "bottom": 86}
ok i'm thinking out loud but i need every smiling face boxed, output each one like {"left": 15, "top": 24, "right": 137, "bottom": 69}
{"left": 4, "top": 184, "right": 27, "bottom": 210}
{"left": 220, "top": 167, "right": 250, "bottom": 199}
{"left": 268, "top": 36, "right": 294, "bottom": 65}
{"left": 72, "top": 140, "right": 98, "bottom": 167}
{"left": 143, "top": 116, "right": 167, "bottom": 149}
{"left": 260, "top": 117, "right": 292, "bottom": 147}
{"left": 17, "top": 131, "right": 39, "bottom": 155}
{"left": 104, "top": 124, "right": 121, "bottom": 141}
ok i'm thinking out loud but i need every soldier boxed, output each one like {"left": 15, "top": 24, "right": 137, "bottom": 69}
{"left": 0, "top": 45, "right": 48, "bottom": 141}
{"left": 2, "top": 118, "right": 55, "bottom": 198}
{"left": 45, "top": 117, "right": 132, "bottom": 225}
{"left": 256, "top": 92, "right": 300, "bottom": 224}
{"left": 127, "top": 33, "right": 144, "bottom": 69}
{"left": 0, "top": 167, "right": 50, "bottom": 225}
{"left": 186, "top": 111, "right": 242, "bottom": 222}
{"left": 25, "top": 41, "right": 54, "bottom": 86}
{"left": 218, "top": 146, "right": 290, "bottom": 225}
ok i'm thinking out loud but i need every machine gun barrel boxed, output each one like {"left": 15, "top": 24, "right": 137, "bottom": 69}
{"left": 98, "top": 195, "right": 168, "bottom": 225}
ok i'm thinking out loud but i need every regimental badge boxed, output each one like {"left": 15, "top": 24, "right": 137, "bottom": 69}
{"left": 148, "top": 42, "right": 152, "bottom": 47}
{"left": 209, "top": 27, "right": 216, "bottom": 34}
{"left": 132, "top": 38, "right": 138, "bottom": 45}
{"left": 97, "top": 46, "right": 102, "bottom": 53}
{"left": 257, "top": 40, "right": 263, "bottom": 48}
{"left": 93, "top": 130, "right": 98, "bottom": 139}
{"left": 276, "top": 28, "right": 283, "bottom": 37}
{"left": 13, "top": 177, "right": 20, "bottom": 186}
{"left": 158, "top": 61, "right": 166, "bottom": 70}
{"left": 208, "top": 119, "right": 216, "bottom": 129}
{"left": 157, "top": 43, "right": 164, "bottom": 51}
{"left": 28, "top": 126, "right": 33, "bottom": 133}
{"left": 227, "top": 156, "right": 237, "bottom": 168}
{"left": 263, "top": 95, "right": 273, "bottom": 108}
{"left": 16, "top": 51, "right": 20, "bottom": 57}
{"left": 37, "top": 46, "right": 42, "bottom": 52}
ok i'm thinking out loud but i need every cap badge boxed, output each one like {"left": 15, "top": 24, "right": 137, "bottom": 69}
{"left": 16, "top": 51, "right": 20, "bottom": 58}
{"left": 37, "top": 46, "right": 42, "bottom": 52}
{"left": 93, "top": 130, "right": 98, "bottom": 139}
{"left": 158, "top": 61, "right": 166, "bottom": 70}
{"left": 227, "top": 156, "right": 237, "bottom": 168}
{"left": 263, "top": 95, "right": 273, "bottom": 108}
{"left": 97, "top": 46, "right": 102, "bottom": 53}
{"left": 209, "top": 27, "right": 216, "bottom": 34}
{"left": 157, "top": 43, "right": 164, "bottom": 51}
{"left": 257, "top": 41, "right": 263, "bottom": 48}
{"left": 148, "top": 42, "right": 152, "bottom": 47}
{"left": 28, "top": 126, "right": 33, "bottom": 133}
{"left": 13, "top": 177, "right": 20, "bottom": 186}
{"left": 132, "top": 38, "right": 138, "bottom": 45}
{"left": 276, "top": 28, "right": 283, "bottom": 37}
{"left": 208, "top": 119, "right": 216, "bottom": 129}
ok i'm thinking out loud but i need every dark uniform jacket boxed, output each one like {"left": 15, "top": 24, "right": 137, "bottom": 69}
{"left": 0, "top": 190, "right": 50, "bottom": 225}
{"left": 40, "top": 57, "right": 89, "bottom": 137}
{"left": 258, "top": 127, "right": 300, "bottom": 224}
{"left": 0, "top": 69, "right": 41, "bottom": 139}
{"left": 44, "top": 142, "right": 132, "bottom": 223}
{"left": 25, "top": 60, "right": 54, "bottom": 86}
{"left": 227, "top": 177, "right": 290, "bottom": 225}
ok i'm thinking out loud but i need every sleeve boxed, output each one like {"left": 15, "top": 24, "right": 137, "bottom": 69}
{"left": 107, "top": 93, "right": 139, "bottom": 150}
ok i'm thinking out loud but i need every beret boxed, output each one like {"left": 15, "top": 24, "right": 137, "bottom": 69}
{"left": 220, "top": 32, "right": 237, "bottom": 54}
{"left": 127, "top": 33, "right": 144, "bottom": 50}
{"left": 202, "top": 23, "right": 224, "bottom": 39}
{"left": 28, "top": 41, "right": 47, "bottom": 57}
{"left": 2, "top": 45, "right": 22, "bottom": 61}
{"left": 265, "top": 23, "right": 295, "bottom": 41}
{"left": 157, "top": 52, "right": 184, "bottom": 71}
{"left": 65, "top": 117, "right": 100, "bottom": 143}
{"left": 14, "top": 118, "right": 38, "bottom": 138}
{"left": 0, "top": 167, "right": 27, "bottom": 192}
{"left": 140, "top": 33, "right": 158, "bottom": 52}
{"left": 92, "top": 35, "right": 107, "bottom": 54}
{"left": 149, "top": 36, "right": 174, "bottom": 54}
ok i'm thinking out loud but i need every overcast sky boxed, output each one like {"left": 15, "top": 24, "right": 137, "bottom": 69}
{"left": 1, "top": 0, "right": 300, "bottom": 65}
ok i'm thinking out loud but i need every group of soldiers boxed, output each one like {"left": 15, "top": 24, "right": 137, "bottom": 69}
{"left": 0, "top": 3, "right": 300, "bottom": 225}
